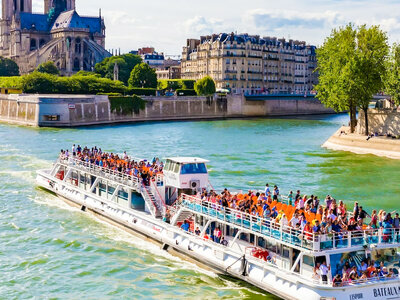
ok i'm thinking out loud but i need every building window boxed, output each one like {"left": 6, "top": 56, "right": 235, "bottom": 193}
{"left": 30, "top": 39, "right": 37, "bottom": 51}
{"left": 73, "top": 58, "right": 80, "bottom": 71}
{"left": 39, "top": 39, "right": 46, "bottom": 48}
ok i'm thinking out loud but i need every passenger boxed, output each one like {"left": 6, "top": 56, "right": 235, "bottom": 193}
{"left": 332, "top": 274, "right": 342, "bottom": 286}
{"left": 287, "top": 191, "right": 293, "bottom": 206}
{"left": 319, "top": 261, "right": 330, "bottom": 284}
{"left": 195, "top": 227, "right": 201, "bottom": 235}
{"left": 220, "top": 236, "right": 228, "bottom": 246}
{"left": 180, "top": 220, "right": 190, "bottom": 231}
{"left": 273, "top": 185, "right": 279, "bottom": 201}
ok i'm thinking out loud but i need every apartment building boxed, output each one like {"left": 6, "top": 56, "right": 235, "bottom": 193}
{"left": 181, "top": 33, "right": 317, "bottom": 95}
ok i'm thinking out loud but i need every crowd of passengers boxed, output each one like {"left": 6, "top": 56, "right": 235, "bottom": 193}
{"left": 59, "top": 145, "right": 163, "bottom": 186}
{"left": 192, "top": 184, "right": 400, "bottom": 241}
{"left": 318, "top": 259, "right": 399, "bottom": 286}
{"left": 184, "top": 184, "right": 400, "bottom": 285}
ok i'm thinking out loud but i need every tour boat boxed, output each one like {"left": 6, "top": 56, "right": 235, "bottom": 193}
{"left": 36, "top": 154, "right": 400, "bottom": 300}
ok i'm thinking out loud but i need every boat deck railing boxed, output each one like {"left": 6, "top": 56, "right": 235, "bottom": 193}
{"left": 58, "top": 157, "right": 142, "bottom": 191}
{"left": 179, "top": 194, "right": 400, "bottom": 252}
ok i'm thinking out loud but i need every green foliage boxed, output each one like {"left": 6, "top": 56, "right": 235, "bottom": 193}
{"left": 22, "top": 72, "right": 58, "bottom": 93}
{"left": 128, "top": 63, "right": 157, "bottom": 88}
{"left": 73, "top": 70, "right": 100, "bottom": 77}
{"left": 126, "top": 88, "right": 157, "bottom": 96}
{"left": 20, "top": 72, "right": 127, "bottom": 94}
{"left": 109, "top": 95, "right": 146, "bottom": 115}
{"left": 0, "top": 57, "right": 20, "bottom": 76}
{"left": 315, "top": 23, "right": 389, "bottom": 133}
{"left": 95, "top": 54, "right": 142, "bottom": 85}
{"left": 36, "top": 61, "right": 60, "bottom": 75}
{"left": 0, "top": 76, "right": 22, "bottom": 88}
{"left": 194, "top": 76, "right": 216, "bottom": 96}
{"left": 176, "top": 89, "right": 197, "bottom": 96}
{"left": 97, "top": 92, "right": 123, "bottom": 96}
{"left": 384, "top": 43, "right": 400, "bottom": 106}
{"left": 157, "top": 79, "right": 195, "bottom": 91}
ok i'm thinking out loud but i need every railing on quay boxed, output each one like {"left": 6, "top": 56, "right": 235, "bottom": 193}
{"left": 179, "top": 194, "right": 400, "bottom": 252}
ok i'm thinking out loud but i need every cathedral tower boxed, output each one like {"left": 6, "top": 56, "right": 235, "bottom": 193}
{"left": 2, "top": 0, "right": 32, "bottom": 20}
{"left": 44, "top": 0, "right": 75, "bottom": 14}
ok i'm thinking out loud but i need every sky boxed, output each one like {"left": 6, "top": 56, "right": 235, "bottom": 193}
{"left": 24, "top": 0, "right": 400, "bottom": 56}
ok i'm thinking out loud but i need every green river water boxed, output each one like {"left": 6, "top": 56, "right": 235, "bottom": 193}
{"left": 0, "top": 114, "right": 399, "bottom": 299}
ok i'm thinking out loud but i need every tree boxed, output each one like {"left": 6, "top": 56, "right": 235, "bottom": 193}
{"left": 128, "top": 63, "right": 157, "bottom": 88}
{"left": 353, "top": 25, "right": 389, "bottom": 135}
{"left": 315, "top": 24, "right": 389, "bottom": 134}
{"left": 95, "top": 54, "right": 142, "bottom": 85}
{"left": 36, "top": 61, "right": 60, "bottom": 75}
{"left": 194, "top": 76, "right": 216, "bottom": 97}
{"left": 0, "top": 57, "right": 20, "bottom": 76}
{"left": 384, "top": 43, "right": 400, "bottom": 106}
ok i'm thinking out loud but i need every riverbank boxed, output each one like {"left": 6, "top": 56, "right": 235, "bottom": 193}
{"left": 0, "top": 94, "right": 334, "bottom": 127}
{"left": 322, "top": 126, "right": 400, "bottom": 159}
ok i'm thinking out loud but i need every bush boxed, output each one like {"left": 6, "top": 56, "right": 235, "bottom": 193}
{"left": 0, "top": 76, "right": 23, "bottom": 89}
{"left": 157, "top": 79, "right": 196, "bottom": 91}
{"left": 21, "top": 72, "right": 58, "bottom": 93}
{"left": 127, "top": 88, "right": 157, "bottom": 96}
{"left": 176, "top": 89, "right": 197, "bottom": 96}
{"left": 97, "top": 92, "right": 123, "bottom": 96}
{"left": 36, "top": 61, "right": 60, "bottom": 75}
{"left": 109, "top": 95, "right": 146, "bottom": 115}
{"left": 0, "top": 57, "right": 20, "bottom": 76}
{"left": 20, "top": 72, "right": 128, "bottom": 94}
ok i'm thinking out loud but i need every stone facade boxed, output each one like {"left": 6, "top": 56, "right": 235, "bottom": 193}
{"left": 357, "top": 108, "right": 400, "bottom": 136}
{"left": 181, "top": 33, "right": 317, "bottom": 95}
{"left": 0, "top": 0, "right": 110, "bottom": 75}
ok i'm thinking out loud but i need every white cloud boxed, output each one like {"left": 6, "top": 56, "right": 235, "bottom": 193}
{"left": 243, "top": 9, "right": 343, "bottom": 31}
{"left": 182, "top": 16, "right": 223, "bottom": 36}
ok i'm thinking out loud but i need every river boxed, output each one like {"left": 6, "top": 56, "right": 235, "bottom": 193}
{"left": 1, "top": 114, "right": 399, "bottom": 299}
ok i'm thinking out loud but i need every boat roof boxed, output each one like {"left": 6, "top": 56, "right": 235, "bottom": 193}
{"left": 166, "top": 157, "right": 209, "bottom": 164}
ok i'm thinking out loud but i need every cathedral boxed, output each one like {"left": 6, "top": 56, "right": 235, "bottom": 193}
{"left": 0, "top": 0, "right": 110, "bottom": 75}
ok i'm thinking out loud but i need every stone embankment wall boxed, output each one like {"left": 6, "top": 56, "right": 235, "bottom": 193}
{"left": 357, "top": 108, "right": 400, "bottom": 136}
{"left": 0, "top": 94, "right": 333, "bottom": 127}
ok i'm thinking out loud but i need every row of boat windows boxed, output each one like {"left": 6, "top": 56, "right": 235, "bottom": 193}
{"left": 70, "top": 170, "right": 130, "bottom": 201}
{"left": 164, "top": 161, "right": 208, "bottom": 174}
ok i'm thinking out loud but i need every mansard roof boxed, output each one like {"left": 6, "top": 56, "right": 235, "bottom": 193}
{"left": 20, "top": 13, "right": 50, "bottom": 32}
{"left": 51, "top": 10, "right": 102, "bottom": 33}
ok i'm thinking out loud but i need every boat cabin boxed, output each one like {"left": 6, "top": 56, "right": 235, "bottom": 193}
{"left": 163, "top": 157, "right": 209, "bottom": 204}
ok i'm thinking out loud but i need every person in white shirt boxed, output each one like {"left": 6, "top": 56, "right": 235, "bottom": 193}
{"left": 328, "top": 209, "right": 337, "bottom": 222}
{"left": 265, "top": 183, "right": 270, "bottom": 195}
{"left": 280, "top": 214, "right": 289, "bottom": 227}
{"left": 289, "top": 213, "right": 299, "bottom": 228}
{"left": 319, "top": 261, "right": 330, "bottom": 284}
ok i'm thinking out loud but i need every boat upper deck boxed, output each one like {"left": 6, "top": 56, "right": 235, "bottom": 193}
{"left": 179, "top": 194, "right": 400, "bottom": 253}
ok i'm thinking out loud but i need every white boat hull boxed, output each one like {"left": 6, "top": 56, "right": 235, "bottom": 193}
{"left": 36, "top": 169, "right": 400, "bottom": 300}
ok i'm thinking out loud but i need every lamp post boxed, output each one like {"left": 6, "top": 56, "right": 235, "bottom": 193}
{"left": 140, "top": 80, "right": 146, "bottom": 88}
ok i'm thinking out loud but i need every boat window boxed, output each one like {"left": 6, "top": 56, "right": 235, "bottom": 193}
{"left": 165, "top": 160, "right": 171, "bottom": 171}
{"left": 173, "top": 163, "right": 180, "bottom": 173}
{"left": 330, "top": 251, "right": 366, "bottom": 277}
{"left": 282, "top": 247, "right": 290, "bottom": 259}
{"left": 180, "top": 163, "right": 207, "bottom": 174}
{"left": 99, "top": 182, "right": 106, "bottom": 197}
{"left": 303, "top": 255, "right": 314, "bottom": 267}
{"left": 118, "top": 188, "right": 128, "bottom": 201}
